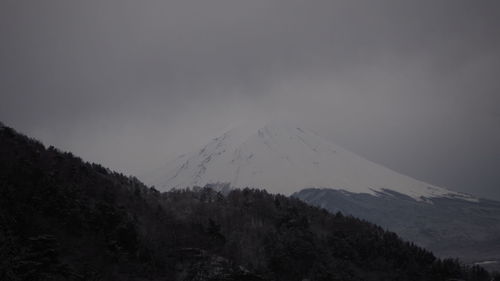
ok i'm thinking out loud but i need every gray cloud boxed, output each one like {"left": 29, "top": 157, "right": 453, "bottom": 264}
{"left": 1, "top": 0, "right": 499, "bottom": 199}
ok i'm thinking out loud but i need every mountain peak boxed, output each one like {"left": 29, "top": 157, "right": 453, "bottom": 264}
{"left": 149, "top": 124, "right": 476, "bottom": 201}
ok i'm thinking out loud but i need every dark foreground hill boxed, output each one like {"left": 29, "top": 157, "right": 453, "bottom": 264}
{"left": 0, "top": 123, "right": 495, "bottom": 281}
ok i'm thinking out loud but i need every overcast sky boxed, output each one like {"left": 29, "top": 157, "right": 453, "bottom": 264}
{"left": 1, "top": 0, "right": 499, "bottom": 199}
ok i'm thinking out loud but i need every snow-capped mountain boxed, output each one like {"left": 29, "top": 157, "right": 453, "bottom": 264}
{"left": 150, "top": 123, "right": 474, "bottom": 201}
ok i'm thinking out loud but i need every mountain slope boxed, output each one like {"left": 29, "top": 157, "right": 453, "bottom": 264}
{"left": 293, "top": 188, "right": 500, "bottom": 270}
{"left": 151, "top": 123, "right": 474, "bottom": 201}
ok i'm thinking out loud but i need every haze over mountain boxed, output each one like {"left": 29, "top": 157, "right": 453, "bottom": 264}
{"left": 150, "top": 123, "right": 475, "bottom": 201}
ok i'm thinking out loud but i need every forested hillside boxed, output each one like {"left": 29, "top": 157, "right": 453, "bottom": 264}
{"left": 0, "top": 123, "right": 495, "bottom": 281}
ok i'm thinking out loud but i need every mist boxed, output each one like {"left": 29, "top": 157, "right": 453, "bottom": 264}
{"left": 1, "top": 0, "right": 499, "bottom": 199}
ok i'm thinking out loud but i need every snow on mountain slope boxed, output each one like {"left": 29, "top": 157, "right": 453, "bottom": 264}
{"left": 150, "top": 123, "right": 476, "bottom": 201}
